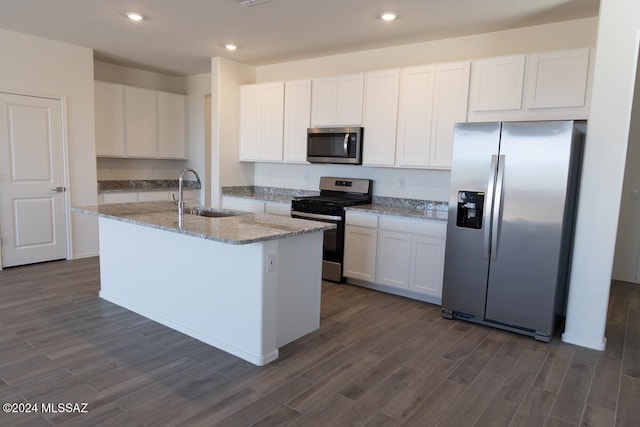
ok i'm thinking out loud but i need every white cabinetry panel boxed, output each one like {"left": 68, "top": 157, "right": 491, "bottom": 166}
{"left": 377, "top": 230, "right": 411, "bottom": 289}
{"left": 283, "top": 80, "right": 311, "bottom": 163}
{"left": 125, "top": 86, "right": 158, "bottom": 158}
{"left": 363, "top": 69, "right": 400, "bottom": 166}
{"left": 344, "top": 225, "right": 378, "bottom": 282}
{"left": 311, "top": 73, "right": 364, "bottom": 126}
{"left": 525, "top": 48, "right": 590, "bottom": 109}
{"left": 410, "top": 234, "right": 445, "bottom": 297}
{"left": 239, "top": 82, "right": 285, "bottom": 162}
{"left": 95, "top": 82, "right": 125, "bottom": 157}
{"left": 158, "top": 92, "right": 187, "bottom": 159}
{"left": 469, "top": 55, "right": 526, "bottom": 112}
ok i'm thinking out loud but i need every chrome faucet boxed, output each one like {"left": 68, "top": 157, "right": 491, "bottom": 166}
{"left": 178, "top": 168, "right": 201, "bottom": 221}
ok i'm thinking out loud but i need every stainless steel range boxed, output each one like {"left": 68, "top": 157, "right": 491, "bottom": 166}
{"left": 291, "top": 177, "right": 373, "bottom": 283}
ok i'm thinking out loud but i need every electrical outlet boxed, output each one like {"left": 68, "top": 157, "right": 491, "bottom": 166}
{"left": 633, "top": 190, "right": 640, "bottom": 201}
{"left": 398, "top": 178, "right": 405, "bottom": 190}
{"left": 266, "top": 253, "right": 276, "bottom": 272}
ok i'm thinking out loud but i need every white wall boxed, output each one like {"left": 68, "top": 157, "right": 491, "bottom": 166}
{"left": 94, "top": 61, "right": 186, "bottom": 93}
{"left": 210, "top": 57, "right": 255, "bottom": 207}
{"left": 185, "top": 73, "right": 211, "bottom": 204}
{"left": 257, "top": 18, "right": 598, "bottom": 81}
{"left": 0, "top": 29, "right": 98, "bottom": 258}
{"left": 250, "top": 17, "right": 598, "bottom": 200}
{"left": 562, "top": 0, "right": 640, "bottom": 350}
{"left": 613, "top": 52, "right": 640, "bottom": 283}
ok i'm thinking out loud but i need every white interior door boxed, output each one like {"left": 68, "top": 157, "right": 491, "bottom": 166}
{"left": 0, "top": 93, "right": 68, "bottom": 267}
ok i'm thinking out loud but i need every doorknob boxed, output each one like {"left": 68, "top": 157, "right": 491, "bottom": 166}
{"left": 51, "top": 186, "right": 66, "bottom": 193}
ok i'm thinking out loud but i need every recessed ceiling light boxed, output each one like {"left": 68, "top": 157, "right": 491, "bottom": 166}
{"left": 225, "top": 44, "right": 238, "bottom": 51}
{"left": 380, "top": 12, "right": 397, "bottom": 22}
{"left": 125, "top": 12, "right": 144, "bottom": 22}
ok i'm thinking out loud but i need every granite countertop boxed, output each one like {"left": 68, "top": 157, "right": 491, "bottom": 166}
{"left": 345, "top": 204, "right": 448, "bottom": 222}
{"left": 222, "top": 186, "right": 318, "bottom": 203}
{"left": 222, "top": 186, "right": 448, "bottom": 221}
{"left": 73, "top": 201, "right": 335, "bottom": 245}
{"left": 98, "top": 180, "right": 201, "bottom": 193}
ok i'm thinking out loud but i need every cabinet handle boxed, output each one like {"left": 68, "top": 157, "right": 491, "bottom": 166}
{"left": 51, "top": 186, "right": 66, "bottom": 193}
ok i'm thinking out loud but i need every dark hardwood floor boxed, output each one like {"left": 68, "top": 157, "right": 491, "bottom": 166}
{"left": 0, "top": 257, "right": 639, "bottom": 426}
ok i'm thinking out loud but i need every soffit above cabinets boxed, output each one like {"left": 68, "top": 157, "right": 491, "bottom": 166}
{"left": 0, "top": 0, "right": 598, "bottom": 76}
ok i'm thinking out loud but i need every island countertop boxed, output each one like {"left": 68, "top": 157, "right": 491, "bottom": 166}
{"left": 73, "top": 201, "right": 335, "bottom": 245}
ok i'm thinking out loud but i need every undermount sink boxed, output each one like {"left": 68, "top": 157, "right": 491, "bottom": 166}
{"left": 183, "top": 207, "right": 243, "bottom": 218}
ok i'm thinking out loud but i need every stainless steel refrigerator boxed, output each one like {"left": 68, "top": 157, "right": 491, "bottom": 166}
{"left": 442, "top": 121, "right": 585, "bottom": 342}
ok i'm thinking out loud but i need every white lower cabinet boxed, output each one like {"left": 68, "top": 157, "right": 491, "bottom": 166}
{"left": 100, "top": 189, "right": 197, "bottom": 205}
{"left": 377, "top": 230, "right": 411, "bottom": 289}
{"left": 221, "top": 196, "right": 291, "bottom": 216}
{"left": 344, "top": 225, "right": 378, "bottom": 282}
{"left": 344, "top": 211, "right": 446, "bottom": 303}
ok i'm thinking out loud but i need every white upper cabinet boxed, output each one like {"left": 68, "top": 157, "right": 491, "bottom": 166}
{"left": 525, "top": 48, "right": 590, "bottom": 109}
{"left": 95, "top": 82, "right": 125, "bottom": 157}
{"left": 283, "top": 79, "right": 311, "bottom": 163}
{"left": 239, "top": 82, "right": 285, "bottom": 162}
{"left": 430, "top": 61, "right": 471, "bottom": 168}
{"left": 125, "top": 86, "right": 158, "bottom": 158}
{"left": 395, "top": 61, "right": 470, "bottom": 169}
{"left": 95, "top": 81, "right": 187, "bottom": 159}
{"left": 468, "top": 48, "right": 592, "bottom": 122}
{"left": 362, "top": 69, "right": 400, "bottom": 166}
{"left": 311, "top": 73, "right": 364, "bottom": 126}
{"left": 158, "top": 92, "right": 188, "bottom": 159}
{"left": 469, "top": 54, "right": 526, "bottom": 113}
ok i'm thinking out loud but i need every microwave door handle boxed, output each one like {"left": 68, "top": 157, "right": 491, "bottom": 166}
{"left": 343, "top": 133, "right": 350, "bottom": 156}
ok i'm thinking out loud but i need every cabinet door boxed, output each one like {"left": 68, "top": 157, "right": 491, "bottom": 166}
{"left": 221, "top": 196, "right": 265, "bottom": 213}
{"left": 265, "top": 201, "right": 291, "bottom": 216}
{"left": 125, "top": 87, "right": 158, "bottom": 157}
{"left": 239, "top": 83, "right": 284, "bottom": 162}
{"left": 138, "top": 191, "right": 170, "bottom": 202}
{"left": 525, "top": 48, "right": 590, "bottom": 109}
{"left": 102, "top": 192, "right": 139, "bottom": 204}
{"left": 469, "top": 55, "right": 525, "bottom": 112}
{"left": 430, "top": 61, "right": 471, "bottom": 168}
{"left": 95, "top": 82, "right": 125, "bottom": 157}
{"left": 239, "top": 85, "right": 263, "bottom": 161}
{"left": 395, "top": 65, "right": 435, "bottom": 167}
{"left": 344, "top": 225, "right": 377, "bottom": 282}
{"left": 260, "top": 82, "right": 285, "bottom": 161}
{"left": 311, "top": 77, "right": 338, "bottom": 126}
{"left": 376, "top": 229, "right": 411, "bottom": 289}
{"left": 336, "top": 73, "right": 364, "bottom": 125}
{"left": 283, "top": 80, "right": 311, "bottom": 163}
{"left": 409, "top": 234, "right": 445, "bottom": 298}
{"left": 158, "top": 92, "right": 187, "bottom": 159}
{"left": 311, "top": 74, "right": 364, "bottom": 126}
{"left": 362, "top": 69, "right": 400, "bottom": 166}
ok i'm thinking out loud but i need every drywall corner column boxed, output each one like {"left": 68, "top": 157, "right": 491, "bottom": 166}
{"left": 563, "top": 0, "right": 640, "bottom": 350}
{"left": 209, "top": 57, "right": 255, "bottom": 208}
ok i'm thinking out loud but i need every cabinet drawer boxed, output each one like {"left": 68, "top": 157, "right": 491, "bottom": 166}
{"left": 379, "top": 215, "right": 446, "bottom": 236}
{"left": 345, "top": 211, "right": 378, "bottom": 228}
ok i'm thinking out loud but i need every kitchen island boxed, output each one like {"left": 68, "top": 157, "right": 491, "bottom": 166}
{"left": 74, "top": 202, "right": 334, "bottom": 365}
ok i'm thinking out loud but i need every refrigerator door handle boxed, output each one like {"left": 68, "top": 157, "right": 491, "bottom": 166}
{"left": 484, "top": 155, "right": 499, "bottom": 259}
{"left": 491, "top": 155, "right": 506, "bottom": 261}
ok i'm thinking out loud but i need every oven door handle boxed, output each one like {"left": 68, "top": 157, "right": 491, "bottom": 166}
{"left": 291, "top": 211, "right": 342, "bottom": 222}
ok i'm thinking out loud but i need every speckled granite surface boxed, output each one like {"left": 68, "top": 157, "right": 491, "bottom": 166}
{"left": 73, "top": 201, "right": 335, "bottom": 245}
{"left": 347, "top": 196, "right": 448, "bottom": 222}
{"left": 98, "top": 180, "right": 201, "bottom": 193}
{"left": 223, "top": 186, "right": 448, "bottom": 222}
{"left": 222, "top": 186, "right": 319, "bottom": 203}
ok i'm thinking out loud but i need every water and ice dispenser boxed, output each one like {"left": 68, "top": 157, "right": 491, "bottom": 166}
{"left": 456, "top": 191, "right": 484, "bottom": 229}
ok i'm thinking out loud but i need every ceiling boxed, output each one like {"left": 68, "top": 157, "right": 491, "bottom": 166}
{"left": 0, "top": 0, "right": 600, "bottom": 77}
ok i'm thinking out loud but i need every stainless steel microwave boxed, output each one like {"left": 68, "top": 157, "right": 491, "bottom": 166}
{"left": 307, "top": 127, "right": 363, "bottom": 164}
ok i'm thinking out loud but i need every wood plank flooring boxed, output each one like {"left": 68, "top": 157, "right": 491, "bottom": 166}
{"left": 1, "top": 257, "right": 639, "bottom": 426}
